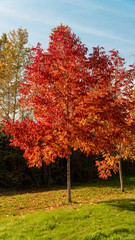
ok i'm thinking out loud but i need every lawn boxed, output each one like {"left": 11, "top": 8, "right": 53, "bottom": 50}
{"left": 0, "top": 176, "right": 135, "bottom": 240}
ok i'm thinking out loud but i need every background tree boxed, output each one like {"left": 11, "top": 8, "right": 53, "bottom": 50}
{"left": 0, "top": 28, "right": 32, "bottom": 121}
{"left": 96, "top": 53, "right": 135, "bottom": 185}
{"left": 0, "top": 33, "right": 13, "bottom": 119}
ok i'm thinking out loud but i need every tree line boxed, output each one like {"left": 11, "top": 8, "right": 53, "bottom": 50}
{"left": 0, "top": 25, "right": 135, "bottom": 202}
{"left": 0, "top": 129, "right": 134, "bottom": 190}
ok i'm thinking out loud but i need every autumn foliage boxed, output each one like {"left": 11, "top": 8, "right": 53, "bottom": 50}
{"left": 0, "top": 28, "right": 31, "bottom": 121}
{"left": 2, "top": 25, "right": 135, "bottom": 198}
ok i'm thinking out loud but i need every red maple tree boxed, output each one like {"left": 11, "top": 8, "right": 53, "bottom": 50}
{"left": 94, "top": 49, "right": 135, "bottom": 182}
{"left": 3, "top": 25, "right": 135, "bottom": 202}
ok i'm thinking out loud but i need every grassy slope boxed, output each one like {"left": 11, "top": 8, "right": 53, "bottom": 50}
{"left": 0, "top": 176, "right": 135, "bottom": 240}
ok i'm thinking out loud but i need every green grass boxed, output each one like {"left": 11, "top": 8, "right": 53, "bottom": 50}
{"left": 0, "top": 176, "right": 135, "bottom": 239}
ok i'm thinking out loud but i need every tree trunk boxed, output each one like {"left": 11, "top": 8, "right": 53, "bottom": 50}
{"left": 48, "top": 165, "right": 51, "bottom": 190}
{"left": 13, "top": 73, "right": 18, "bottom": 122}
{"left": 43, "top": 161, "right": 48, "bottom": 187}
{"left": 67, "top": 153, "right": 71, "bottom": 203}
{"left": 119, "top": 158, "right": 124, "bottom": 192}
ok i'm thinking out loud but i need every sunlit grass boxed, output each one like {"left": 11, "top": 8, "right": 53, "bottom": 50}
{"left": 0, "top": 176, "right": 135, "bottom": 239}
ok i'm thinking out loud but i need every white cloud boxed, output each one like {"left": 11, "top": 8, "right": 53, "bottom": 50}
{"left": 70, "top": 23, "right": 135, "bottom": 45}
{"left": 0, "top": 6, "right": 29, "bottom": 20}
{"left": 61, "top": 0, "right": 111, "bottom": 11}
{"left": 0, "top": 0, "right": 30, "bottom": 20}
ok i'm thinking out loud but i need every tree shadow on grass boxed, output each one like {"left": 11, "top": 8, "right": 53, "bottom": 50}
{"left": 0, "top": 176, "right": 135, "bottom": 197}
{"left": 0, "top": 185, "right": 67, "bottom": 197}
{"left": 101, "top": 198, "right": 135, "bottom": 212}
{"left": 92, "top": 176, "right": 135, "bottom": 189}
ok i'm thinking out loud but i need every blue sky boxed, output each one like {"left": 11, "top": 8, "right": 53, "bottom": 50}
{"left": 0, "top": 0, "right": 135, "bottom": 67}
